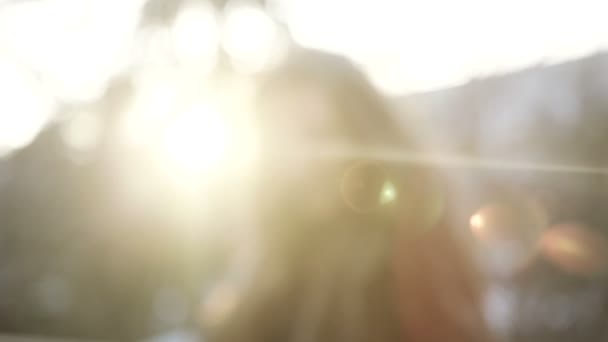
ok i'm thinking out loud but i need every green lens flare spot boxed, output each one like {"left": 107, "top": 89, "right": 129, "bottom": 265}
{"left": 379, "top": 180, "right": 398, "bottom": 205}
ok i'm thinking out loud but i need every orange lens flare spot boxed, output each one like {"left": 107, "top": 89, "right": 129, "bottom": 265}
{"left": 540, "top": 223, "right": 608, "bottom": 275}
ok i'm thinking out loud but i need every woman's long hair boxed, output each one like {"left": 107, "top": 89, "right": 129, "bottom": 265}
{"left": 205, "top": 49, "right": 489, "bottom": 342}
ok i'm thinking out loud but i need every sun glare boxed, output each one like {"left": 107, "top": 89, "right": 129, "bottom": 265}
{"left": 120, "top": 71, "right": 181, "bottom": 146}
{"left": 0, "top": 58, "right": 56, "bottom": 157}
{"left": 0, "top": 0, "right": 142, "bottom": 102}
{"left": 284, "top": 0, "right": 608, "bottom": 95}
{"left": 160, "top": 103, "right": 229, "bottom": 175}
{"left": 222, "top": 3, "right": 284, "bottom": 73}
{"left": 172, "top": 2, "right": 219, "bottom": 71}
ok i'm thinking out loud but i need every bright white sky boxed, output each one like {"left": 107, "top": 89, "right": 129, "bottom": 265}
{"left": 0, "top": 0, "right": 607, "bottom": 155}
{"left": 281, "top": 0, "right": 608, "bottom": 94}
{"left": 1, "top": 0, "right": 607, "bottom": 96}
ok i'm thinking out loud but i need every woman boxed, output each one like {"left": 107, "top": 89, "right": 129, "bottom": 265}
{"left": 205, "top": 48, "right": 490, "bottom": 342}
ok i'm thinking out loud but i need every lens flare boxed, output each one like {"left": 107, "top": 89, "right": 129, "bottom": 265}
{"left": 540, "top": 223, "right": 608, "bottom": 275}
{"left": 379, "top": 180, "right": 398, "bottom": 204}
{"left": 470, "top": 213, "right": 485, "bottom": 234}
{"left": 340, "top": 161, "right": 386, "bottom": 212}
{"left": 469, "top": 200, "right": 547, "bottom": 242}
{"left": 469, "top": 198, "right": 547, "bottom": 276}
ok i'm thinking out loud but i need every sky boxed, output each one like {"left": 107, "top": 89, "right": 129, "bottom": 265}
{"left": 281, "top": 0, "right": 608, "bottom": 94}
{"left": 0, "top": 0, "right": 608, "bottom": 154}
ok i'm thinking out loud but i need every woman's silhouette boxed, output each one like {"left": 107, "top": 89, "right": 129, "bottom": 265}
{"left": 205, "top": 48, "right": 490, "bottom": 342}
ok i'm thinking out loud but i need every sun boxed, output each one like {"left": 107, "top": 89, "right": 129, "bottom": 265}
{"left": 160, "top": 102, "right": 229, "bottom": 175}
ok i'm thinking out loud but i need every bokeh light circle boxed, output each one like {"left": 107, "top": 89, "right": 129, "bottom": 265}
{"left": 470, "top": 197, "right": 548, "bottom": 276}
{"left": 340, "top": 161, "right": 391, "bottom": 213}
{"left": 540, "top": 223, "right": 608, "bottom": 276}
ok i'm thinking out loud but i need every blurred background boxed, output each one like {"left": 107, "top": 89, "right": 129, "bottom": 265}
{"left": 2, "top": 0, "right": 608, "bottom": 341}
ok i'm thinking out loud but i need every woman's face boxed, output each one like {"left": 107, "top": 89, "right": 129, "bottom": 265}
{"left": 255, "top": 79, "right": 399, "bottom": 221}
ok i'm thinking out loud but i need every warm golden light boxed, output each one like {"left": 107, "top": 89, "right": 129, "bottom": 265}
{"left": 470, "top": 200, "right": 548, "bottom": 276}
{"left": 201, "top": 283, "right": 239, "bottom": 327}
{"left": 379, "top": 180, "right": 398, "bottom": 204}
{"left": 222, "top": 4, "right": 284, "bottom": 72}
{"left": 0, "top": 58, "right": 56, "bottom": 156}
{"left": 470, "top": 213, "right": 485, "bottom": 231}
{"left": 539, "top": 224, "right": 608, "bottom": 275}
{"left": 160, "top": 102, "right": 229, "bottom": 175}
{"left": 0, "top": 0, "right": 142, "bottom": 102}
{"left": 61, "top": 111, "right": 102, "bottom": 152}
{"left": 552, "top": 236, "right": 586, "bottom": 259}
{"left": 120, "top": 70, "right": 181, "bottom": 146}
{"left": 172, "top": 2, "right": 219, "bottom": 70}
